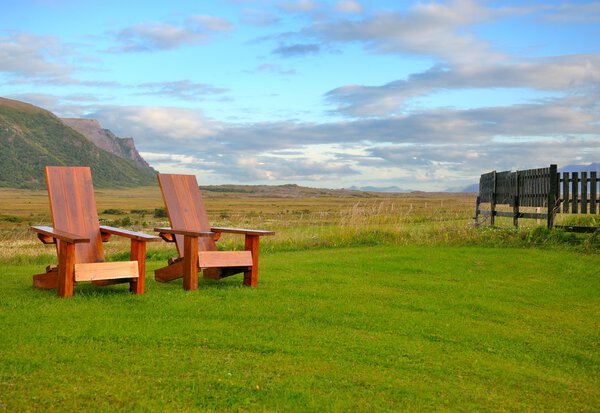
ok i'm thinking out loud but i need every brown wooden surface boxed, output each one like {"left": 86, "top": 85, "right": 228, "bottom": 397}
{"left": 154, "top": 227, "right": 216, "bottom": 238}
{"left": 156, "top": 173, "right": 272, "bottom": 288}
{"left": 74, "top": 261, "right": 138, "bottom": 282}
{"left": 157, "top": 174, "right": 217, "bottom": 257}
{"left": 211, "top": 227, "right": 275, "bottom": 236}
{"left": 46, "top": 166, "right": 104, "bottom": 264}
{"left": 33, "top": 268, "right": 58, "bottom": 289}
{"left": 35, "top": 166, "right": 152, "bottom": 296}
{"left": 100, "top": 225, "right": 160, "bottom": 242}
{"left": 182, "top": 235, "right": 199, "bottom": 290}
{"left": 198, "top": 251, "right": 252, "bottom": 268}
{"left": 31, "top": 225, "right": 89, "bottom": 244}
{"left": 244, "top": 235, "right": 260, "bottom": 287}
{"left": 129, "top": 240, "right": 146, "bottom": 294}
{"left": 57, "top": 241, "right": 75, "bottom": 298}
{"left": 155, "top": 261, "right": 184, "bottom": 282}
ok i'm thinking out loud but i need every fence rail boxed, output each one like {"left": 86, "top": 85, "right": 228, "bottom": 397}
{"left": 475, "top": 164, "right": 599, "bottom": 230}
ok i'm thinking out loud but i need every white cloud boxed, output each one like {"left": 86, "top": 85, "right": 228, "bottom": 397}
{"left": 278, "top": 0, "right": 318, "bottom": 13}
{"left": 307, "top": 0, "right": 507, "bottom": 63}
{"left": 111, "top": 15, "right": 233, "bottom": 52}
{"left": 326, "top": 55, "right": 600, "bottom": 116}
{"left": 334, "top": 1, "right": 363, "bottom": 14}
{"left": 241, "top": 9, "right": 280, "bottom": 26}
{"left": 0, "top": 33, "right": 73, "bottom": 81}
{"left": 136, "top": 80, "right": 229, "bottom": 100}
{"left": 91, "top": 106, "right": 221, "bottom": 146}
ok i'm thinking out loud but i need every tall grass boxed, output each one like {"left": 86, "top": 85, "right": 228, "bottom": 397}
{"left": 2, "top": 192, "right": 599, "bottom": 265}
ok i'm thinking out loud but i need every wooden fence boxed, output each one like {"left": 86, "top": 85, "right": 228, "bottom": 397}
{"left": 474, "top": 164, "right": 599, "bottom": 231}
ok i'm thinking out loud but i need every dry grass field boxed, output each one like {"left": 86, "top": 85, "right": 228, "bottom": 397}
{"left": 1, "top": 185, "right": 597, "bottom": 264}
{"left": 0, "top": 186, "right": 478, "bottom": 261}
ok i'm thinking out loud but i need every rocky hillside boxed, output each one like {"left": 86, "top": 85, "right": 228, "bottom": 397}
{"left": 61, "top": 118, "right": 155, "bottom": 173}
{"left": 0, "top": 97, "right": 156, "bottom": 189}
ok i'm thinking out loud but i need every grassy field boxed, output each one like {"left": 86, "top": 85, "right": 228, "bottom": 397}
{"left": 0, "top": 186, "right": 599, "bottom": 411}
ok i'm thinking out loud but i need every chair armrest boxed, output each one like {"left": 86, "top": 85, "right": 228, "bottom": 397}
{"left": 31, "top": 226, "right": 90, "bottom": 244}
{"left": 100, "top": 225, "right": 161, "bottom": 242}
{"left": 211, "top": 227, "right": 275, "bottom": 236}
{"left": 154, "top": 227, "right": 216, "bottom": 237}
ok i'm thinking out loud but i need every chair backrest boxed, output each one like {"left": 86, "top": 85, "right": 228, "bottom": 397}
{"left": 157, "top": 174, "right": 217, "bottom": 257}
{"left": 45, "top": 166, "right": 104, "bottom": 264}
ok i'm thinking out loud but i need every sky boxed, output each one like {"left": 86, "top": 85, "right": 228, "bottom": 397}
{"left": 1, "top": 0, "right": 599, "bottom": 191}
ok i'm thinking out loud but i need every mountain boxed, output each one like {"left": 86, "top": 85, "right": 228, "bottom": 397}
{"left": 0, "top": 97, "right": 156, "bottom": 189}
{"left": 347, "top": 185, "right": 413, "bottom": 193}
{"left": 61, "top": 118, "right": 155, "bottom": 173}
{"left": 452, "top": 163, "right": 599, "bottom": 193}
{"left": 560, "top": 163, "right": 599, "bottom": 173}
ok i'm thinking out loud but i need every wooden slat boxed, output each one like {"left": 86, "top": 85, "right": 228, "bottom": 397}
{"left": 591, "top": 171, "right": 597, "bottom": 214}
{"left": 157, "top": 174, "right": 217, "bottom": 257}
{"left": 74, "top": 261, "right": 138, "bottom": 282}
{"left": 572, "top": 172, "right": 578, "bottom": 214}
{"left": 46, "top": 166, "right": 104, "bottom": 264}
{"left": 31, "top": 225, "right": 89, "bottom": 244}
{"left": 100, "top": 225, "right": 160, "bottom": 242}
{"left": 581, "top": 171, "right": 588, "bottom": 214}
{"left": 562, "top": 172, "right": 569, "bottom": 213}
{"left": 198, "top": 251, "right": 252, "bottom": 268}
{"left": 155, "top": 261, "right": 184, "bottom": 282}
{"left": 33, "top": 267, "right": 59, "bottom": 289}
{"left": 211, "top": 227, "right": 275, "bottom": 236}
{"left": 154, "top": 227, "right": 215, "bottom": 237}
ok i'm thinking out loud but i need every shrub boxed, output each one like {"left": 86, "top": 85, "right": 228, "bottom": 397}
{"left": 102, "top": 208, "right": 125, "bottom": 215}
{"left": 153, "top": 207, "right": 168, "bottom": 218}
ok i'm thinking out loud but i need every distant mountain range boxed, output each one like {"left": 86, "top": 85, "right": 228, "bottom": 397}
{"left": 0, "top": 97, "right": 156, "bottom": 189}
{"left": 560, "top": 162, "right": 599, "bottom": 174}
{"left": 347, "top": 185, "right": 415, "bottom": 193}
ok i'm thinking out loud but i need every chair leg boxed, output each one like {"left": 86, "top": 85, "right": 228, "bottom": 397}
{"left": 129, "top": 239, "right": 146, "bottom": 295}
{"left": 57, "top": 241, "right": 75, "bottom": 298}
{"left": 243, "top": 235, "right": 260, "bottom": 287}
{"left": 182, "top": 235, "right": 199, "bottom": 291}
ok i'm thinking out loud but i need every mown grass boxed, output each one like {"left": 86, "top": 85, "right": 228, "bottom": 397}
{"left": 1, "top": 186, "right": 599, "bottom": 411}
{"left": 1, "top": 246, "right": 599, "bottom": 412}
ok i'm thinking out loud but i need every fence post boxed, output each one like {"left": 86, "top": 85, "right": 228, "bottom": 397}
{"left": 474, "top": 195, "right": 481, "bottom": 225}
{"left": 591, "top": 171, "right": 597, "bottom": 214}
{"left": 562, "top": 172, "right": 569, "bottom": 213}
{"left": 513, "top": 171, "right": 519, "bottom": 228}
{"left": 547, "top": 164, "right": 559, "bottom": 229}
{"left": 490, "top": 171, "right": 497, "bottom": 226}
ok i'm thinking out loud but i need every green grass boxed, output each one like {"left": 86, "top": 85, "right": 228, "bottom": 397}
{"left": 1, "top": 246, "right": 598, "bottom": 412}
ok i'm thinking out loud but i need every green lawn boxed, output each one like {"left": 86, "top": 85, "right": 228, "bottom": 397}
{"left": 1, "top": 245, "right": 598, "bottom": 412}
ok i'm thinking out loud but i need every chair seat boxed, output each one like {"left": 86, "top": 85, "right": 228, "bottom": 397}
{"left": 75, "top": 261, "right": 139, "bottom": 282}
{"left": 198, "top": 251, "right": 252, "bottom": 268}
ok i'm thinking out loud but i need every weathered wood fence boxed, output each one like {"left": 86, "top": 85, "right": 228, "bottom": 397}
{"left": 474, "top": 164, "right": 599, "bottom": 231}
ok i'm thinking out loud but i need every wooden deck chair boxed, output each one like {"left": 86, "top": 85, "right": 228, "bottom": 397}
{"left": 154, "top": 174, "right": 275, "bottom": 290}
{"left": 31, "top": 166, "right": 160, "bottom": 297}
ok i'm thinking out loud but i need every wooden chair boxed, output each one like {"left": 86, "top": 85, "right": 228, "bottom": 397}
{"left": 31, "top": 166, "right": 160, "bottom": 297}
{"left": 154, "top": 174, "right": 274, "bottom": 290}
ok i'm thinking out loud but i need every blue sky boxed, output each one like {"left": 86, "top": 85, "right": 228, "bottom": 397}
{"left": 1, "top": 0, "right": 599, "bottom": 190}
